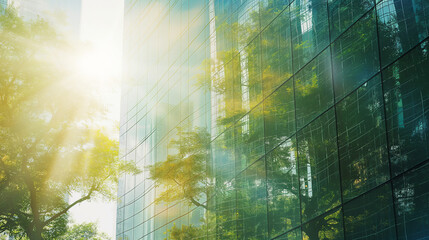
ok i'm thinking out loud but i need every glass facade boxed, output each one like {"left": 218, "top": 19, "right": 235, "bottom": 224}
{"left": 118, "top": 0, "right": 429, "bottom": 239}
{"left": 0, "top": 0, "right": 8, "bottom": 13}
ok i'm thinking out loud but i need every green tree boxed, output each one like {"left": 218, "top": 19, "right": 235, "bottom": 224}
{"left": 58, "top": 222, "right": 110, "bottom": 240}
{"left": 0, "top": 8, "right": 139, "bottom": 240}
{"left": 148, "top": 127, "right": 212, "bottom": 209}
{"left": 166, "top": 224, "right": 200, "bottom": 240}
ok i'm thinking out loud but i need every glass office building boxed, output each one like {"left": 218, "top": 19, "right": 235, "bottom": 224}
{"left": 0, "top": 0, "right": 8, "bottom": 12}
{"left": 117, "top": 0, "right": 429, "bottom": 239}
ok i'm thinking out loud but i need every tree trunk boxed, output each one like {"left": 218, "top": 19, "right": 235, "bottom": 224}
{"left": 28, "top": 228, "right": 43, "bottom": 240}
{"left": 303, "top": 204, "right": 323, "bottom": 240}
{"left": 27, "top": 181, "right": 44, "bottom": 240}
{"left": 305, "top": 224, "right": 321, "bottom": 240}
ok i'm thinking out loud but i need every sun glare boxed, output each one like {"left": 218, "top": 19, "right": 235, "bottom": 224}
{"left": 74, "top": 48, "right": 120, "bottom": 82}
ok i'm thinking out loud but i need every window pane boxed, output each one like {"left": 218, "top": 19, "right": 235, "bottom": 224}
{"left": 291, "top": 0, "right": 330, "bottom": 73}
{"left": 125, "top": 197, "right": 135, "bottom": 219}
{"left": 153, "top": 227, "right": 165, "bottom": 240}
{"left": 298, "top": 109, "right": 341, "bottom": 222}
{"left": 328, "top": 0, "right": 374, "bottom": 40}
{"left": 295, "top": 48, "right": 334, "bottom": 129}
{"left": 213, "top": 128, "right": 236, "bottom": 184}
{"left": 383, "top": 40, "right": 429, "bottom": 176}
{"left": 276, "top": 228, "right": 302, "bottom": 240}
{"left": 206, "top": 198, "right": 217, "bottom": 239}
{"left": 117, "top": 221, "right": 123, "bottom": 235}
{"left": 337, "top": 75, "right": 390, "bottom": 201}
{"left": 214, "top": 179, "right": 237, "bottom": 239}
{"left": 332, "top": 9, "right": 380, "bottom": 101}
{"left": 124, "top": 216, "right": 134, "bottom": 232}
{"left": 261, "top": 6, "right": 293, "bottom": 96}
{"left": 124, "top": 229, "right": 134, "bottom": 240}
{"left": 377, "top": 0, "right": 429, "bottom": 67}
{"left": 301, "top": 207, "right": 344, "bottom": 240}
{"left": 264, "top": 80, "right": 295, "bottom": 152}
{"left": 235, "top": 104, "right": 265, "bottom": 173}
{"left": 267, "top": 138, "right": 301, "bottom": 238}
{"left": 238, "top": 0, "right": 261, "bottom": 50}
{"left": 242, "top": 36, "right": 263, "bottom": 110}
{"left": 344, "top": 184, "right": 397, "bottom": 240}
{"left": 212, "top": 124, "right": 236, "bottom": 240}
{"left": 236, "top": 159, "right": 268, "bottom": 239}
{"left": 260, "top": 0, "right": 290, "bottom": 29}
{"left": 393, "top": 162, "right": 429, "bottom": 240}
{"left": 134, "top": 211, "right": 144, "bottom": 227}
{"left": 225, "top": 54, "right": 245, "bottom": 126}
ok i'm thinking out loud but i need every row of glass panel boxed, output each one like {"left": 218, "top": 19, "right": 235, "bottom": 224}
{"left": 121, "top": 0, "right": 429, "bottom": 156}
{"left": 117, "top": 37, "right": 429, "bottom": 239}
{"left": 117, "top": 0, "right": 429, "bottom": 238}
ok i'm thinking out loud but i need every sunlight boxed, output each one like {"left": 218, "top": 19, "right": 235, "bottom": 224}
{"left": 65, "top": 43, "right": 122, "bottom": 137}
{"left": 74, "top": 47, "right": 120, "bottom": 82}
{"left": 0, "top": 1, "right": 124, "bottom": 239}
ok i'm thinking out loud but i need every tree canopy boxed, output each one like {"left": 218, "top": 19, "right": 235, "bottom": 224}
{"left": 57, "top": 222, "right": 110, "bottom": 240}
{"left": 147, "top": 127, "right": 212, "bottom": 209}
{"left": 0, "top": 8, "right": 139, "bottom": 240}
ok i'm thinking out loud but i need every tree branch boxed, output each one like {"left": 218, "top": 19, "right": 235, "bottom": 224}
{"left": 172, "top": 178, "right": 182, "bottom": 187}
{"left": 171, "top": 177, "right": 207, "bottom": 210}
{"left": 189, "top": 197, "right": 207, "bottom": 210}
{"left": 42, "top": 185, "right": 95, "bottom": 227}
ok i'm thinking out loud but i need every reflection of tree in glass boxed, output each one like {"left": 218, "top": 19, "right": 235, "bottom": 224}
{"left": 302, "top": 208, "right": 343, "bottom": 240}
{"left": 377, "top": 0, "right": 428, "bottom": 66}
{"left": 147, "top": 127, "right": 212, "bottom": 210}
{"left": 149, "top": 1, "right": 391, "bottom": 239}
{"left": 337, "top": 77, "right": 389, "bottom": 202}
{"left": 165, "top": 224, "right": 200, "bottom": 240}
{"left": 266, "top": 139, "right": 300, "bottom": 238}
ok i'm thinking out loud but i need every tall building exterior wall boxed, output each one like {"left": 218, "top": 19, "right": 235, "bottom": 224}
{"left": 118, "top": 0, "right": 429, "bottom": 239}
{"left": 0, "top": 0, "right": 8, "bottom": 13}
{"left": 0, "top": 0, "right": 6, "bottom": 9}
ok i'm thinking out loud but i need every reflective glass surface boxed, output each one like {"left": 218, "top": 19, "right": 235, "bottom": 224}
{"left": 275, "top": 228, "right": 302, "bottom": 240}
{"left": 377, "top": 0, "right": 429, "bottom": 67}
{"left": 393, "top": 162, "right": 429, "bottom": 240}
{"left": 118, "top": 0, "right": 429, "bottom": 239}
{"left": 328, "top": 0, "right": 374, "bottom": 40}
{"left": 214, "top": 178, "right": 237, "bottom": 239}
{"left": 246, "top": 37, "right": 263, "bottom": 110}
{"left": 291, "top": 0, "right": 330, "bottom": 73}
{"left": 298, "top": 109, "right": 341, "bottom": 222}
{"left": 266, "top": 138, "right": 300, "bottom": 238}
{"left": 236, "top": 159, "right": 268, "bottom": 239}
{"left": 383, "top": 40, "right": 429, "bottom": 176}
{"left": 301, "top": 207, "right": 344, "bottom": 240}
{"left": 332, "top": 9, "right": 380, "bottom": 101}
{"left": 235, "top": 104, "right": 265, "bottom": 173}
{"left": 264, "top": 80, "right": 295, "bottom": 152}
{"left": 261, "top": 6, "right": 293, "bottom": 96}
{"left": 337, "top": 75, "right": 389, "bottom": 201}
{"left": 260, "top": 0, "right": 290, "bottom": 30}
{"left": 344, "top": 184, "right": 397, "bottom": 240}
{"left": 295, "top": 48, "right": 334, "bottom": 129}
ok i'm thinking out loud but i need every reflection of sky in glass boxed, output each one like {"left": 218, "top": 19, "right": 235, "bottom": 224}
{"left": 377, "top": 0, "right": 402, "bottom": 52}
{"left": 300, "top": 0, "right": 313, "bottom": 33}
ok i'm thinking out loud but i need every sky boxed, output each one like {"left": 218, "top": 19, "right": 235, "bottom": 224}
{"left": 69, "top": 0, "right": 124, "bottom": 239}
